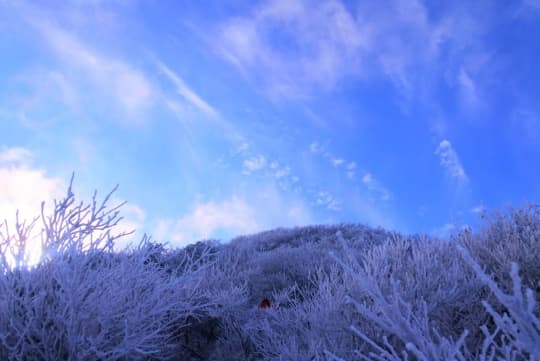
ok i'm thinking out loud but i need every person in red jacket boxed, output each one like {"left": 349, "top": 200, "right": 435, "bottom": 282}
{"left": 259, "top": 298, "right": 271, "bottom": 309}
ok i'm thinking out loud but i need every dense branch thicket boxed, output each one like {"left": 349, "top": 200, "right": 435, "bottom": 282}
{"left": 0, "top": 176, "right": 538, "bottom": 360}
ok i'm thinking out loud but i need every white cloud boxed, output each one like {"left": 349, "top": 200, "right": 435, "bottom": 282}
{"left": 0, "top": 147, "right": 66, "bottom": 265}
{"left": 435, "top": 140, "right": 469, "bottom": 183}
{"left": 258, "top": 185, "right": 314, "bottom": 226}
{"left": 458, "top": 68, "right": 479, "bottom": 107}
{"left": 237, "top": 142, "right": 250, "bottom": 153}
{"left": 314, "top": 191, "right": 340, "bottom": 211}
{"left": 362, "top": 173, "right": 372, "bottom": 184}
{"left": 33, "top": 20, "right": 153, "bottom": 113}
{"left": 152, "top": 196, "right": 258, "bottom": 247}
{"left": 164, "top": 98, "right": 190, "bottom": 120}
{"left": 156, "top": 61, "right": 219, "bottom": 118}
{"left": 0, "top": 167, "right": 65, "bottom": 229}
{"left": 0, "top": 146, "right": 147, "bottom": 259}
{"left": 346, "top": 162, "right": 356, "bottom": 179}
{"left": 331, "top": 158, "right": 345, "bottom": 167}
{"left": 153, "top": 183, "right": 315, "bottom": 248}
{"left": 470, "top": 205, "right": 485, "bottom": 214}
{"left": 242, "top": 155, "right": 267, "bottom": 174}
{"left": 215, "top": 0, "right": 368, "bottom": 99}
{"left": 362, "top": 172, "right": 392, "bottom": 201}
{"left": 214, "top": 0, "right": 451, "bottom": 100}
{"left": 274, "top": 166, "right": 290, "bottom": 179}
{"left": 213, "top": 0, "right": 494, "bottom": 105}
{"left": 0, "top": 147, "right": 33, "bottom": 165}
{"left": 309, "top": 141, "right": 322, "bottom": 153}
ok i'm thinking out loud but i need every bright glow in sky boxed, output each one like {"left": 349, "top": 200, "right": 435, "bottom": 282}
{"left": 1, "top": 0, "right": 539, "bottom": 249}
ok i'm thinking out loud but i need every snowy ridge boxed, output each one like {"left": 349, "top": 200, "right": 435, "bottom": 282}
{"left": 0, "top": 180, "right": 538, "bottom": 360}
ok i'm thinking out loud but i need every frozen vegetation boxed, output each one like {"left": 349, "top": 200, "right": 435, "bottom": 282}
{"left": 0, "top": 177, "right": 538, "bottom": 360}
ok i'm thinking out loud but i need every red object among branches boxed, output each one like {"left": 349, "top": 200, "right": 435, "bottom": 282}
{"left": 259, "top": 298, "right": 271, "bottom": 308}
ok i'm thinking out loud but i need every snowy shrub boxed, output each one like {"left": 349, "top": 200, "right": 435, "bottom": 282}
{"left": 457, "top": 245, "right": 540, "bottom": 361}
{"left": 136, "top": 239, "right": 221, "bottom": 277}
{"left": 222, "top": 231, "right": 336, "bottom": 307}
{"left": 358, "top": 231, "right": 491, "bottom": 352}
{"left": 0, "top": 175, "right": 232, "bottom": 360}
{"left": 245, "top": 243, "right": 328, "bottom": 306}
{"left": 326, "top": 225, "right": 539, "bottom": 361}
{"left": 454, "top": 205, "right": 540, "bottom": 300}
{"left": 239, "top": 264, "right": 361, "bottom": 361}
{"left": 228, "top": 224, "right": 390, "bottom": 259}
{"left": 326, "top": 231, "right": 472, "bottom": 361}
{"left": 1, "top": 173, "right": 538, "bottom": 360}
{"left": 231, "top": 225, "right": 338, "bottom": 252}
{"left": 180, "top": 249, "right": 250, "bottom": 361}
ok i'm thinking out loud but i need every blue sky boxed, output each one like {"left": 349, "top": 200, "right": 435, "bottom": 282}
{"left": 1, "top": 0, "right": 539, "bottom": 250}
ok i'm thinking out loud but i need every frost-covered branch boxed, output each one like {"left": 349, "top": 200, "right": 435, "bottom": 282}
{"left": 39, "top": 173, "right": 133, "bottom": 263}
{"left": 458, "top": 245, "right": 540, "bottom": 360}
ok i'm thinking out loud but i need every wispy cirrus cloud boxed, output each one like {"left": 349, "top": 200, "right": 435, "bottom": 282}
{"left": 8, "top": 1, "right": 225, "bottom": 128}
{"left": 346, "top": 161, "right": 356, "bottom": 179}
{"left": 215, "top": 0, "right": 368, "bottom": 99}
{"left": 242, "top": 154, "right": 267, "bottom": 175}
{"left": 240, "top": 153, "right": 298, "bottom": 191}
{"left": 273, "top": 165, "right": 290, "bottom": 179}
{"left": 435, "top": 140, "right": 469, "bottom": 184}
{"left": 330, "top": 158, "right": 345, "bottom": 167}
{"left": 458, "top": 68, "right": 480, "bottom": 108}
{"left": 308, "top": 141, "right": 362, "bottom": 181}
{"left": 156, "top": 61, "right": 219, "bottom": 118}
{"left": 362, "top": 172, "right": 392, "bottom": 201}
{"left": 213, "top": 0, "right": 479, "bottom": 101}
{"left": 313, "top": 191, "right": 340, "bottom": 211}
{"left": 307, "top": 140, "right": 393, "bottom": 204}
{"left": 0, "top": 147, "right": 33, "bottom": 165}
{"left": 309, "top": 141, "right": 325, "bottom": 154}
{"left": 31, "top": 20, "right": 154, "bottom": 114}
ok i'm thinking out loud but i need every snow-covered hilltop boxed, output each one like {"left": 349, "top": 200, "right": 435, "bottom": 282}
{"left": 1, "top": 181, "right": 538, "bottom": 360}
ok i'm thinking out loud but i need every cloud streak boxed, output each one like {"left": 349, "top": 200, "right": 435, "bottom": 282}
{"left": 435, "top": 140, "right": 469, "bottom": 184}
{"left": 459, "top": 67, "right": 480, "bottom": 108}
{"left": 314, "top": 191, "right": 340, "bottom": 211}
{"left": 32, "top": 20, "right": 154, "bottom": 113}
{"left": 362, "top": 172, "right": 392, "bottom": 201}
{"left": 213, "top": 0, "right": 482, "bottom": 102}
{"left": 0, "top": 147, "right": 33, "bottom": 165}
{"left": 215, "top": 0, "right": 368, "bottom": 99}
{"left": 242, "top": 155, "right": 267, "bottom": 175}
{"left": 156, "top": 61, "right": 219, "bottom": 118}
